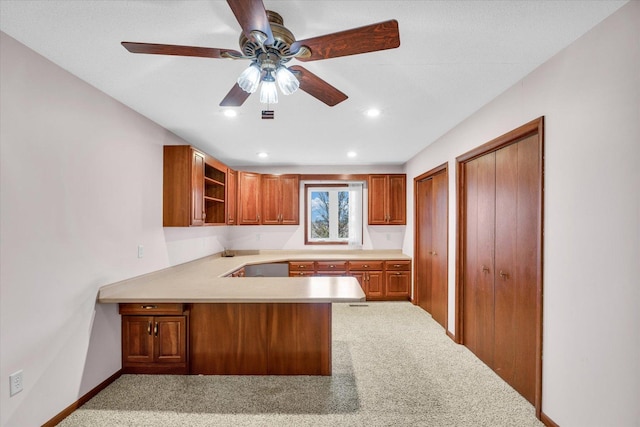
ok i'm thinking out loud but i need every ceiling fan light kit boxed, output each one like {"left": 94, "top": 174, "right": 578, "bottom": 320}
{"left": 121, "top": 0, "right": 400, "bottom": 111}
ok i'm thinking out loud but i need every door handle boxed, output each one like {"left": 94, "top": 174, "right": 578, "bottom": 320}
{"left": 147, "top": 321, "right": 152, "bottom": 336}
{"left": 154, "top": 322, "right": 158, "bottom": 337}
{"left": 482, "top": 265, "right": 490, "bottom": 273}
{"left": 499, "top": 270, "right": 509, "bottom": 279}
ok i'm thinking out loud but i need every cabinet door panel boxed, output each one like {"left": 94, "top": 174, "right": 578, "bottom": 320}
{"left": 122, "top": 316, "right": 154, "bottom": 364}
{"left": 279, "top": 175, "right": 299, "bottom": 224}
{"left": 155, "top": 316, "right": 187, "bottom": 364}
{"left": 227, "top": 169, "right": 237, "bottom": 225}
{"left": 386, "top": 271, "right": 410, "bottom": 297}
{"left": 261, "top": 175, "right": 281, "bottom": 224}
{"left": 388, "top": 174, "right": 406, "bottom": 224}
{"left": 191, "top": 152, "right": 205, "bottom": 226}
{"left": 367, "top": 272, "right": 384, "bottom": 298}
{"left": 368, "top": 175, "right": 388, "bottom": 224}
{"left": 238, "top": 172, "right": 261, "bottom": 225}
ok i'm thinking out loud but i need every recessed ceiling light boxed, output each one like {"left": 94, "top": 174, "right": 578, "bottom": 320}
{"left": 257, "top": 152, "right": 268, "bottom": 158}
{"left": 347, "top": 151, "right": 357, "bottom": 158}
{"left": 365, "top": 108, "right": 380, "bottom": 117}
{"left": 223, "top": 109, "right": 237, "bottom": 117}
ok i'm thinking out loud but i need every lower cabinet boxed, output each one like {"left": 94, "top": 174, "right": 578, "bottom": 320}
{"left": 119, "top": 303, "right": 188, "bottom": 374}
{"left": 384, "top": 261, "right": 412, "bottom": 299}
{"left": 288, "top": 259, "right": 411, "bottom": 300}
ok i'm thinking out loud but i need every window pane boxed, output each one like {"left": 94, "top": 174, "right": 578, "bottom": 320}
{"left": 311, "top": 191, "right": 329, "bottom": 239}
{"left": 338, "top": 191, "right": 349, "bottom": 238}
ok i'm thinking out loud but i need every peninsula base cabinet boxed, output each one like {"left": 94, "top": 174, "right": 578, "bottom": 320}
{"left": 288, "top": 259, "right": 411, "bottom": 301}
{"left": 119, "top": 303, "right": 189, "bottom": 374}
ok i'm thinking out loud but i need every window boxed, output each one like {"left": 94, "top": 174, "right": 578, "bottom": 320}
{"left": 305, "top": 183, "right": 363, "bottom": 245}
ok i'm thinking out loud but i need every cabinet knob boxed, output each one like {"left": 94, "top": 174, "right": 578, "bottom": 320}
{"left": 363, "top": 264, "right": 369, "bottom": 268}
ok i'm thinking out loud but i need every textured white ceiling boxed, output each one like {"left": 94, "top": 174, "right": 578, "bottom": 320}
{"left": 0, "top": 1, "right": 627, "bottom": 167}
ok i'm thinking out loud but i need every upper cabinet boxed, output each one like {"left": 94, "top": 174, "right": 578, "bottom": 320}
{"left": 368, "top": 174, "right": 406, "bottom": 225}
{"left": 261, "top": 174, "right": 299, "bottom": 225}
{"left": 237, "top": 171, "right": 262, "bottom": 225}
{"left": 163, "top": 145, "right": 227, "bottom": 227}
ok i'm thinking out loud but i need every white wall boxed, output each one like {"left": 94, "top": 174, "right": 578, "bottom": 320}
{"left": 0, "top": 32, "right": 228, "bottom": 426}
{"left": 227, "top": 164, "right": 407, "bottom": 251}
{"left": 404, "top": 2, "right": 639, "bottom": 426}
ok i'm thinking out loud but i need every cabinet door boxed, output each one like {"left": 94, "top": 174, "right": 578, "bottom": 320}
{"left": 261, "top": 175, "right": 281, "bottom": 224}
{"left": 368, "top": 175, "right": 388, "bottom": 224}
{"left": 226, "top": 168, "right": 237, "bottom": 225}
{"left": 367, "top": 271, "right": 384, "bottom": 298}
{"left": 366, "top": 272, "right": 385, "bottom": 298}
{"left": 279, "top": 175, "right": 299, "bottom": 225}
{"left": 350, "top": 272, "right": 366, "bottom": 292}
{"left": 191, "top": 151, "right": 205, "bottom": 226}
{"left": 387, "top": 174, "right": 406, "bottom": 224}
{"left": 122, "top": 316, "right": 154, "bottom": 365}
{"left": 238, "top": 171, "right": 261, "bottom": 225}
{"left": 154, "top": 316, "right": 187, "bottom": 364}
{"left": 386, "top": 271, "right": 411, "bottom": 298}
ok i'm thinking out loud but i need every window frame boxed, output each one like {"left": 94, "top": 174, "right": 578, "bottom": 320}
{"left": 304, "top": 183, "right": 352, "bottom": 245}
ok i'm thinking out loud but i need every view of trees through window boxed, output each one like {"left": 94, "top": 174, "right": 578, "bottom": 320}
{"left": 310, "top": 189, "right": 349, "bottom": 241}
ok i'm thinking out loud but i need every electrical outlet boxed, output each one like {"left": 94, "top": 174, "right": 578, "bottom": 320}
{"left": 10, "top": 370, "right": 23, "bottom": 396}
{"left": 137, "top": 245, "right": 144, "bottom": 258}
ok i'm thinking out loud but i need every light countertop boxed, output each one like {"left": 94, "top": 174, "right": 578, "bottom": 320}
{"left": 97, "top": 250, "right": 410, "bottom": 304}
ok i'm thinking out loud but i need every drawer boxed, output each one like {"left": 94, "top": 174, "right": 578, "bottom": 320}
{"left": 119, "top": 303, "right": 184, "bottom": 315}
{"left": 289, "top": 271, "right": 314, "bottom": 277}
{"left": 348, "top": 260, "right": 384, "bottom": 271}
{"left": 289, "top": 261, "right": 316, "bottom": 271}
{"left": 316, "top": 261, "right": 348, "bottom": 271}
{"left": 385, "top": 260, "right": 411, "bottom": 271}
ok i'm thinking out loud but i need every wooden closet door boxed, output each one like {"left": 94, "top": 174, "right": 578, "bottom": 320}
{"left": 493, "top": 134, "right": 539, "bottom": 404}
{"left": 430, "top": 171, "right": 448, "bottom": 328}
{"left": 463, "top": 152, "right": 496, "bottom": 367}
{"left": 415, "top": 177, "right": 433, "bottom": 313}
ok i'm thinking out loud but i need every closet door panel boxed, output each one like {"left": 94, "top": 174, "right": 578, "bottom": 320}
{"left": 431, "top": 171, "right": 448, "bottom": 327}
{"left": 464, "top": 156, "right": 495, "bottom": 365}
{"left": 513, "top": 134, "right": 540, "bottom": 404}
{"left": 416, "top": 178, "right": 433, "bottom": 312}
{"left": 494, "top": 143, "right": 519, "bottom": 384}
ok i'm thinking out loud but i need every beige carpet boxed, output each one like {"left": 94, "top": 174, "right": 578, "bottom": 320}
{"left": 59, "top": 302, "right": 543, "bottom": 426}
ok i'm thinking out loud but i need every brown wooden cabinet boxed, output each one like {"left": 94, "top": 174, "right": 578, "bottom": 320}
{"left": 226, "top": 168, "right": 237, "bottom": 225}
{"left": 119, "top": 303, "right": 188, "bottom": 374}
{"left": 262, "top": 174, "right": 299, "bottom": 225}
{"left": 237, "top": 171, "right": 262, "bottom": 225}
{"left": 289, "top": 261, "right": 316, "bottom": 277}
{"left": 368, "top": 174, "right": 406, "bottom": 225}
{"left": 384, "top": 260, "right": 411, "bottom": 299}
{"left": 163, "top": 145, "right": 227, "bottom": 227}
{"left": 348, "top": 261, "right": 384, "bottom": 298}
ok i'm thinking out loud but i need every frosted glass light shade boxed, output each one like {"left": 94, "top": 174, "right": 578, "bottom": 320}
{"left": 276, "top": 66, "right": 299, "bottom": 95}
{"left": 237, "top": 63, "right": 261, "bottom": 93}
{"left": 260, "top": 80, "right": 278, "bottom": 104}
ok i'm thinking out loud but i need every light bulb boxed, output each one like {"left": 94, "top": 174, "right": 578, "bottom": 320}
{"left": 276, "top": 66, "right": 299, "bottom": 95}
{"left": 237, "top": 63, "right": 261, "bottom": 93}
{"left": 259, "top": 72, "right": 278, "bottom": 104}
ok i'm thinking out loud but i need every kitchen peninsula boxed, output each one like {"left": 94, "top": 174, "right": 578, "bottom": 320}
{"left": 98, "top": 250, "right": 410, "bottom": 376}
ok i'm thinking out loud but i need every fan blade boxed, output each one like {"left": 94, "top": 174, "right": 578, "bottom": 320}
{"left": 220, "top": 83, "right": 252, "bottom": 107}
{"left": 226, "top": 0, "right": 274, "bottom": 46}
{"left": 122, "top": 42, "right": 242, "bottom": 59}
{"left": 290, "top": 20, "right": 400, "bottom": 62}
{"left": 289, "top": 65, "right": 348, "bottom": 107}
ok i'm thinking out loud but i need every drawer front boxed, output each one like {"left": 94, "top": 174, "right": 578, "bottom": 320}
{"left": 315, "top": 261, "right": 348, "bottom": 271}
{"left": 385, "top": 260, "right": 411, "bottom": 271}
{"left": 289, "top": 261, "right": 316, "bottom": 271}
{"left": 348, "top": 261, "right": 384, "bottom": 271}
{"left": 289, "top": 271, "right": 315, "bottom": 277}
{"left": 119, "top": 303, "right": 184, "bottom": 316}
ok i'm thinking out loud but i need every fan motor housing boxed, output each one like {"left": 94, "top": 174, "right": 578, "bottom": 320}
{"left": 239, "top": 11, "right": 295, "bottom": 62}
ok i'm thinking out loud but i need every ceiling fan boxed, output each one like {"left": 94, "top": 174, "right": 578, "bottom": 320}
{"left": 121, "top": 0, "right": 400, "bottom": 107}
